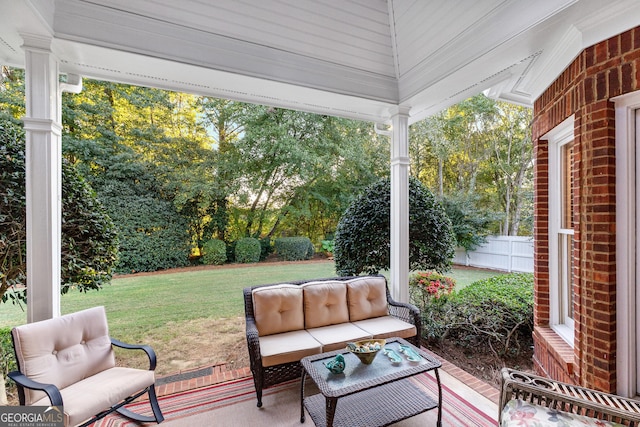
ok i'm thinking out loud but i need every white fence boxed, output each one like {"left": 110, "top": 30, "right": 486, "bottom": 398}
{"left": 453, "top": 235, "right": 533, "bottom": 273}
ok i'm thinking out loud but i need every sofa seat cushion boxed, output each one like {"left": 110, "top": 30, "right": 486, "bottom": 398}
{"left": 501, "top": 399, "right": 625, "bottom": 427}
{"left": 252, "top": 284, "right": 304, "bottom": 336}
{"left": 352, "top": 315, "right": 417, "bottom": 340}
{"left": 259, "top": 330, "right": 322, "bottom": 367}
{"left": 347, "top": 277, "right": 389, "bottom": 321}
{"left": 306, "top": 322, "right": 372, "bottom": 352}
{"left": 302, "top": 281, "right": 349, "bottom": 329}
{"left": 31, "top": 367, "right": 155, "bottom": 427}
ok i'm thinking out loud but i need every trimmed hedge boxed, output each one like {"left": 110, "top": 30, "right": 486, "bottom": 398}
{"left": 235, "top": 237, "right": 261, "bottom": 263}
{"left": 274, "top": 237, "right": 314, "bottom": 261}
{"left": 413, "top": 273, "right": 534, "bottom": 357}
{"left": 201, "top": 239, "right": 227, "bottom": 265}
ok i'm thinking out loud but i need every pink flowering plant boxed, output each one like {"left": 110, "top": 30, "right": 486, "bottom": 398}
{"left": 409, "top": 271, "right": 455, "bottom": 304}
{"left": 409, "top": 271, "right": 456, "bottom": 340}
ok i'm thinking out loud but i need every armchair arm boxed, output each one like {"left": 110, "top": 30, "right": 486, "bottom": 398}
{"left": 110, "top": 338, "right": 157, "bottom": 371}
{"left": 386, "top": 293, "right": 422, "bottom": 343}
{"left": 8, "top": 371, "right": 63, "bottom": 406}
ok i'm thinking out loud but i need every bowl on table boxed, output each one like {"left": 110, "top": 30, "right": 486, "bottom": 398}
{"left": 346, "top": 339, "right": 386, "bottom": 364}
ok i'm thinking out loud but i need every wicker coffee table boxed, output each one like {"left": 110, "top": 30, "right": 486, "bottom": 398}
{"left": 299, "top": 337, "right": 442, "bottom": 427}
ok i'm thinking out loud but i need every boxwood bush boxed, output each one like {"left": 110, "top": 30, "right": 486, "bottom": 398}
{"left": 201, "top": 238, "right": 227, "bottom": 265}
{"left": 235, "top": 237, "right": 261, "bottom": 263}
{"left": 274, "top": 237, "right": 314, "bottom": 261}
{"left": 415, "top": 273, "right": 534, "bottom": 357}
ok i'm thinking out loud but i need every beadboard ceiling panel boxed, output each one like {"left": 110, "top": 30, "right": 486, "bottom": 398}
{"left": 80, "top": 0, "right": 397, "bottom": 78}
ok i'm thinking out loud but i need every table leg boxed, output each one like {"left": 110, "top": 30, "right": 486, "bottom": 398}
{"left": 435, "top": 368, "right": 443, "bottom": 427}
{"left": 326, "top": 397, "right": 338, "bottom": 427}
{"left": 300, "top": 370, "right": 307, "bottom": 423}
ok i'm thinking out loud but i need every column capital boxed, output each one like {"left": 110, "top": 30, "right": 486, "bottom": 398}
{"left": 20, "top": 33, "right": 53, "bottom": 52}
{"left": 389, "top": 105, "right": 412, "bottom": 118}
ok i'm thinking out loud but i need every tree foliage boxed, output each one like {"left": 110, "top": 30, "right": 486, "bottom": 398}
{"left": 409, "top": 94, "right": 533, "bottom": 237}
{"left": 334, "top": 177, "right": 455, "bottom": 276}
{"left": 441, "top": 194, "right": 494, "bottom": 251}
{"left": 0, "top": 118, "right": 118, "bottom": 304}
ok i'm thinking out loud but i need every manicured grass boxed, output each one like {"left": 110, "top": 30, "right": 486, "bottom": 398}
{"left": 445, "top": 266, "right": 505, "bottom": 290}
{"left": 0, "top": 262, "right": 503, "bottom": 343}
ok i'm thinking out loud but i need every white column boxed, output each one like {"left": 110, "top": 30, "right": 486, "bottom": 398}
{"left": 22, "top": 34, "right": 62, "bottom": 322}
{"left": 390, "top": 106, "right": 411, "bottom": 303}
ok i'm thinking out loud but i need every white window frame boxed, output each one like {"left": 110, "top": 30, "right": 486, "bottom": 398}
{"left": 542, "top": 115, "right": 575, "bottom": 346}
{"left": 613, "top": 90, "right": 640, "bottom": 398}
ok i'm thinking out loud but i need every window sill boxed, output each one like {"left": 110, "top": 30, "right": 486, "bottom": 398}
{"left": 534, "top": 326, "right": 575, "bottom": 376}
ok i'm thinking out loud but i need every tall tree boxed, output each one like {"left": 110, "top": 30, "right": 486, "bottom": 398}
{"left": 231, "top": 106, "right": 388, "bottom": 241}
{"left": 410, "top": 112, "right": 450, "bottom": 197}
{"left": 488, "top": 102, "right": 533, "bottom": 235}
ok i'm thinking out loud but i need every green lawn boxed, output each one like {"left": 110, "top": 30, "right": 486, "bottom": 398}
{"left": 0, "top": 262, "right": 503, "bottom": 342}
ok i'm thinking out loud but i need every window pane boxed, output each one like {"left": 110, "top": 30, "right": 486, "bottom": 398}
{"left": 561, "top": 144, "right": 574, "bottom": 229}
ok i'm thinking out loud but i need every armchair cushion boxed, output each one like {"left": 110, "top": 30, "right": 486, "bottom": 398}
{"left": 11, "top": 306, "right": 115, "bottom": 405}
{"left": 31, "top": 367, "right": 155, "bottom": 427}
{"left": 501, "top": 399, "right": 624, "bottom": 427}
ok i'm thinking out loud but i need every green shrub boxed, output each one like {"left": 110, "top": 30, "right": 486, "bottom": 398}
{"left": 235, "top": 237, "right": 261, "bottom": 263}
{"left": 259, "top": 237, "right": 274, "bottom": 261}
{"left": 321, "top": 239, "right": 335, "bottom": 254}
{"left": 275, "top": 237, "right": 314, "bottom": 261}
{"left": 334, "top": 177, "right": 455, "bottom": 276}
{"left": 418, "top": 273, "right": 534, "bottom": 357}
{"left": 201, "top": 239, "right": 227, "bottom": 265}
{"left": 98, "top": 181, "right": 190, "bottom": 273}
{"left": 0, "top": 118, "right": 119, "bottom": 304}
{"left": 0, "top": 327, "right": 16, "bottom": 393}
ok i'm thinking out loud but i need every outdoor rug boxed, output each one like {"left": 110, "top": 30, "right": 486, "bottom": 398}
{"left": 95, "top": 371, "right": 498, "bottom": 426}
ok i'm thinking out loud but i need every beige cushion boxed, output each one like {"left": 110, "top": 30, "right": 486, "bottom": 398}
{"left": 306, "top": 323, "right": 372, "bottom": 352}
{"left": 252, "top": 284, "right": 304, "bottom": 336}
{"left": 258, "top": 330, "right": 322, "bottom": 367}
{"left": 346, "top": 276, "right": 389, "bottom": 321}
{"left": 11, "top": 306, "right": 116, "bottom": 406}
{"left": 302, "top": 281, "right": 349, "bottom": 329}
{"left": 352, "top": 316, "right": 417, "bottom": 340}
{"left": 31, "top": 367, "right": 155, "bottom": 427}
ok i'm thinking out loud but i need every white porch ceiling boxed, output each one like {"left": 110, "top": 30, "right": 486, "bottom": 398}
{"left": 1, "top": 0, "right": 640, "bottom": 123}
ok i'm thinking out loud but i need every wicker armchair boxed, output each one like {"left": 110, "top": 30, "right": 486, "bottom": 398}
{"left": 244, "top": 275, "right": 422, "bottom": 407}
{"left": 500, "top": 368, "right": 640, "bottom": 426}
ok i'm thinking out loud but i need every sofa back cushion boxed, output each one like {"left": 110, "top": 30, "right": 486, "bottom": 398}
{"left": 347, "top": 276, "right": 389, "bottom": 321}
{"left": 11, "top": 306, "right": 116, "bottom": 405}
{"left": 252, "top": 284, "right": 304, "bottom": 336}
{"left": 302, "top": 281, "right": 349, "bottom": 329}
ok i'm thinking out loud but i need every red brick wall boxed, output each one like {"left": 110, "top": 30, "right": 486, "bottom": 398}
{"left": 532, "top": 27, "right": 640, "bottom": 393}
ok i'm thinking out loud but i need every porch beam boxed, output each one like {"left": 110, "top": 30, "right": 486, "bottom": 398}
{"left": 389, "top": 106, "right": 411, "bottom": 303}
{"left": 22, "top": 34, "right": 62, "bottom": 323}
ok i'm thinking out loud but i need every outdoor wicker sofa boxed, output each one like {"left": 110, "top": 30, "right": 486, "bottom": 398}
{"left": 500, "top": 368, "right": 640, "bottom": 426}
{"left": 243, "top": 275, "right": 422, "bottom": 407}
{"left": 8, "top": 306, "right": 164, "bottom": 427}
